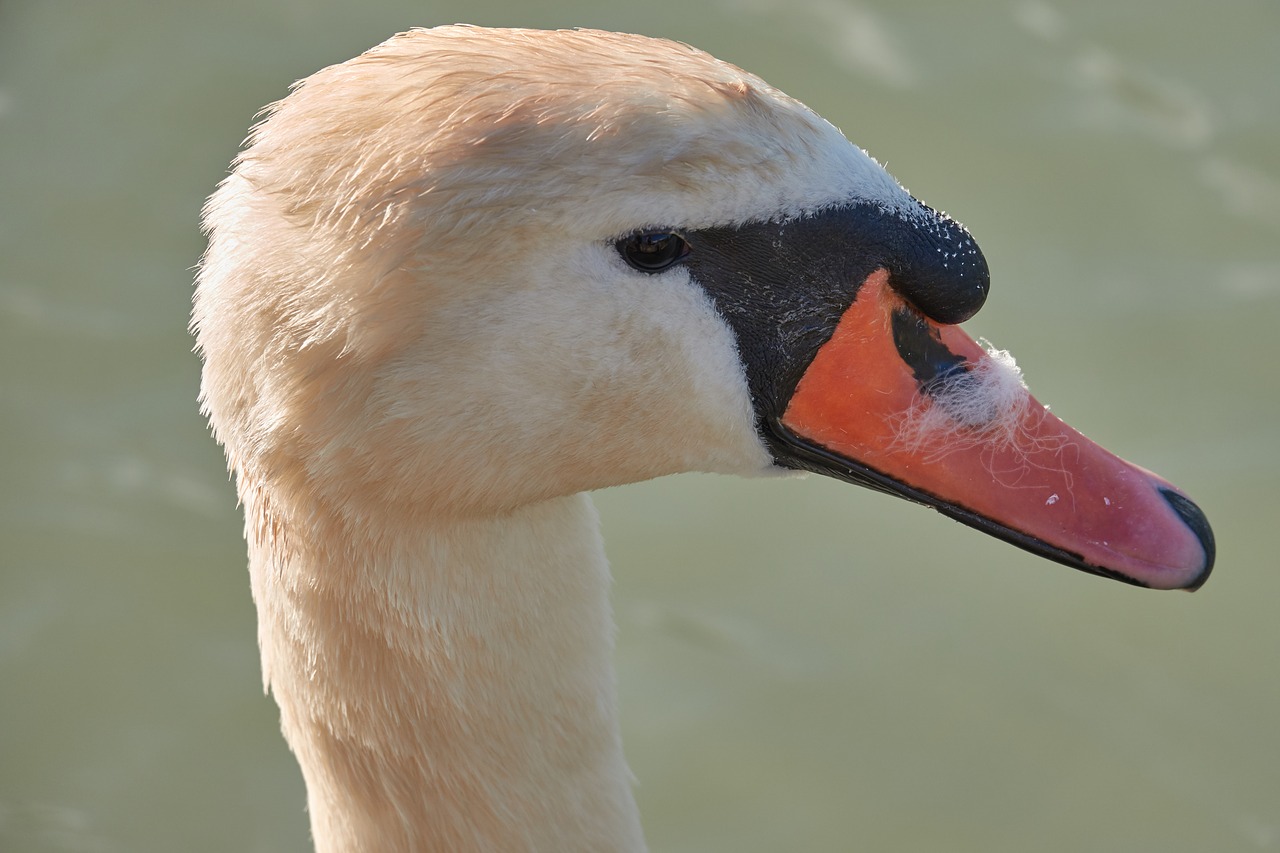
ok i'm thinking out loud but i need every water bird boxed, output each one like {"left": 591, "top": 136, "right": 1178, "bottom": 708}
{"left": 193, "top": 25, "right": 1214, "bottom": 851}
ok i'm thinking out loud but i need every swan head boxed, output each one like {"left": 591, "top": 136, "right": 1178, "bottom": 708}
{"left": 194, "top": 26, "right": 1213, "bottom": 588}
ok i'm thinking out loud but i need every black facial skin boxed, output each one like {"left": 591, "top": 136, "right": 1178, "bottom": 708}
{"left": 679, "top": 200, "right": 989, "bottom": 434}
{"left": 621, "top": 199, "right": 1216, "bottom": 589}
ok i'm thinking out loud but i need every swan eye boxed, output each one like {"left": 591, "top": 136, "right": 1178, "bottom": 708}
{"left": 616, "top": 232, "right": 691, "bottom": 273}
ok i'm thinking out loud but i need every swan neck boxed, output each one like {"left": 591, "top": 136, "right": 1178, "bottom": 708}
{"left": 250, "top": 492, "right": 645, "bottom": 852}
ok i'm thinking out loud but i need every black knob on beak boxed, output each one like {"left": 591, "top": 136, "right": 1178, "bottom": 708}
{"left": 885, "top": 202, "right": 989, "bottom": 325}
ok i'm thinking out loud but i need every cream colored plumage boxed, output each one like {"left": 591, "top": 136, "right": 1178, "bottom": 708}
{"left": 194, "top": 23, "right": 1214, "bottom": 853}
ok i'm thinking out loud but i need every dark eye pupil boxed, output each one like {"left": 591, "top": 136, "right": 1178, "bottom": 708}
{"left": 617, "top": 232, "right": 691, "bottom": 272}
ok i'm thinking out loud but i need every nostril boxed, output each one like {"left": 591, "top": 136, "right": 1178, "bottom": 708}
{"left": 887, "top": 203, "right": 990, "bottom": 325}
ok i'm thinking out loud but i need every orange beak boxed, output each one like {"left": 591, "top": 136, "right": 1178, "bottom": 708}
{"left": 778, "top": 270, "right": 1214, "bottom": 589}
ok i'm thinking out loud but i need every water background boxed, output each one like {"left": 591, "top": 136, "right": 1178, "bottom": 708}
{"left": 2, "top": 1, "right": 1278, "bottom": 850}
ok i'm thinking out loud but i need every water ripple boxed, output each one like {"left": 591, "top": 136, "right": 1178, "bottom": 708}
{"left": 1069, "top": 46, "right": 1215, "bottom": 150}
{"left": 720, "top": 0, "right": 916, "bottom": 88}
{"left": 1199, "top": 157, "right": 1280, "bottom": 223}
{"left": 0, "top": 285, "right": 141, "bottom": 341}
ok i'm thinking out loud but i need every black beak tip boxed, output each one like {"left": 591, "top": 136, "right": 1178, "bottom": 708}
{"left": 1159, "top": 488, "right": 1216, "bottom": 591}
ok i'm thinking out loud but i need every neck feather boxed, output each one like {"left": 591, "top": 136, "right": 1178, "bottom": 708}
{"left": 246, "top": 489, "right": 646, "bottom": 852}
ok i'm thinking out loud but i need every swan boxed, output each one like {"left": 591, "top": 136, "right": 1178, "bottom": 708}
{"left": 192, "top": 26, "right": 1215, "bottom": 852}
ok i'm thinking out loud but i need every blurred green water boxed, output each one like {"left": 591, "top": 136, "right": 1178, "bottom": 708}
{"left": 1, "top": 1, "right": 1277, "bottom": 850}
